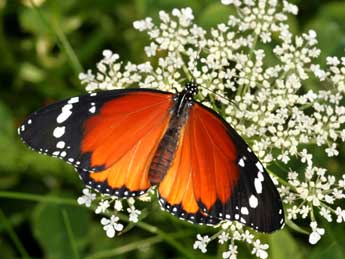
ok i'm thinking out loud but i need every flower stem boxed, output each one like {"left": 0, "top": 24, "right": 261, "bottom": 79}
{"left": 62, "top": 209, "right": 80, "bottom": 259}
{"left": 0, "top": 209, "right": 32, "bottom": 259}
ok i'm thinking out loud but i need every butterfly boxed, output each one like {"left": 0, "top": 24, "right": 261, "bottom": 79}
{"left": 18, "top": 82, "right": 284, "bottom": 232}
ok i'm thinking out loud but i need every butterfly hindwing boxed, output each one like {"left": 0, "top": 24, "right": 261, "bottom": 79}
{"left": 19, "top": 89, "right": 174, "bottom": 197}
{"left": 191, "top": 102, "right": 284, "bottom": 232}
{"left": 157, "top": 120, "right": 220, "bottom": 225}
{"left": 157, "top": 102, "right": 284, "bottom": 232}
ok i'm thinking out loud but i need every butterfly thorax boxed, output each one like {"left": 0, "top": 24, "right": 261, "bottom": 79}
{"left": 148, "top": 82, "right": 198, "bottom": 185}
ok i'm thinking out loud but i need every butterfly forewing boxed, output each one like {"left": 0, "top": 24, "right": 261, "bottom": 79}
{"left": 19, "top": 89, "right": 174, "bottom": 196}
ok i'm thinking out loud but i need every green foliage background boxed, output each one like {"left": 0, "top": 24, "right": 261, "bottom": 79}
{"left": 0, "top": 0, "right": 345, "bottom": 258}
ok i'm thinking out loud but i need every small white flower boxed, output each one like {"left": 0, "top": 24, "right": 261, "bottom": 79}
{"left": 221, "top": 0, "right": 241, "bottom": 6}
{"left": 339, "top": 175, "right": 345, "bottom": 188}
{"left": 319, "top": 207, "right": 332, "bottom": 222}
{"left": 218, "top": 231, "right": 230, "bottom": 244}
{"left": 127, "top": 206, "right": 141, "bottom": 223}
{"left": 114, "top": 199, "right": 123, "bottom": 211}
{"left": 335, "top": 207, "right": 345, "bottom": 223}
{"left": 133, "top": 17, "right": 154, "bottom": 31}
{"left": 193, "top": 234, "right": 210, "bottom": 253}
{"left": 242, "top": 230, "right": 254, "bottom": 244}
{"left": 223, "top": 243, "right": 238, "bottom": 259}
{"left": 95, "top": 200, "right": 110, "bottom": 214}
{"left": 300, "top": 149, "right": 312, "bottom": 164}
{"left": 101, "top": 215, "right": 124, "bottom": 238}
{"left": 283, "top": 1, "right": 298, "bottom": 15}
{"left": 325, "top": 143, "right": 339, "bottom": 157}
{"left": 172, "top": 7, "right": 194, "bottom": 27}
{"left": 309, "top": 221, "right": 325, "bottom": 245}
{"left": 327, "top": 56, "right": 340, "bottom": 66}
{"left": 77, "top": 188, "right": 96, "bottom": 207}
{"left": 252, "top": 240, "right": 269, "bottom": 259}
{"left": 144, "top": 42, "right": 158, "bottom": 57}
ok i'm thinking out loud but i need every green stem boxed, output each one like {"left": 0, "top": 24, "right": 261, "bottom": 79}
{"left": 178, "top": 52, "right": 192, "bottom": 81}
{"left": 0, "top": 191, "right": 77, "bottom": 206}
{"left": 266, "top": 168, "right": 291, "bottom": 188}
{"left": 285, "top": 217, "right": 309, "bottom": 235}
{"left": 0, "top": 209, "right": 32, "bottom": 259}
{"left": 29, "top": 0, "right": 83, "bottom": 75}
{"left": 62, "top": 209, "right": 80, "bottom": 259}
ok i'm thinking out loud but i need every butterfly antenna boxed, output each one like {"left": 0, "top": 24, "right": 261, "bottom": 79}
{"left": 197, "top": 84, "right": 241, "bottom": 111}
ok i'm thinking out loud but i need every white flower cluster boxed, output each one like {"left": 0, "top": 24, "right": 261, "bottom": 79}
{"left": 78, "top": 0, "right": 345, "bottom": 257}
{"left": 77, "top": 188, "right": 145, "bottom": 238}
{"left": 193, "top": 222, "right": 269, "bottom": 259}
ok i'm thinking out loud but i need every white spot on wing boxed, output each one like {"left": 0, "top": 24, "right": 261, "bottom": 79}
{"left": 238, "top": 158, "right": 245, "bottom": 167}
{"left": 68, "top": 97, "right": 79, "bottom": 104}
{"left": 53, "top": 126, "right": 66, "bottom": 138}
{"left": 254, "top": 178, "right": 263, "bottom": 194}
{"left": 256, "top": 162, "right": 264, "bottom": 172}
{"left": 258, "top": 171, "right": 264, "bottom": 181}
{"left": 56, "top": 141, "right": 65, "bottom": 149}
{"left": 60, "top": 151, "right": 67, "bottom": 157}
{"left": 249, "top": 195, "right": 258, "bottom": 208}
{"left": 57, "top": 104, "right": 73, "bottom": 123}
{"left": 89, "top": 106, "right": 96, "bottom": 113}
{"left": 241, "top": 207, "right": 249, "bottom": 215}
{"left": 52, "top": 151, "right": 60, "bottom": 156}
{"left": 28, "top": 119, "right": 32, "bottom": 124}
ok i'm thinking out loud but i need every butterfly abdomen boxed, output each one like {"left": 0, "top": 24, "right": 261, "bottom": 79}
{"left": 149, "top": 94, "right": 192, "bottom": 185}
{"left": 149, "top": 126, "right": 180, "bottom": 185}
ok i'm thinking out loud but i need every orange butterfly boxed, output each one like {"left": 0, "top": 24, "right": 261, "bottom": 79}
{"left": 19, "top": 82, "right": 284, "bottom": 232}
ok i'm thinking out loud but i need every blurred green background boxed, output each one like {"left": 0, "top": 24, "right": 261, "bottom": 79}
{"left": 0, "top": 0, "right": 345, "bottom": 258}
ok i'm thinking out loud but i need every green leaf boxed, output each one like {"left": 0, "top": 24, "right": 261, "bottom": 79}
{"left": 269, "top": 230, "right": 305, "bottom": 259}
{"left": 31, "top": 196, "right": 90, "bottom": 259}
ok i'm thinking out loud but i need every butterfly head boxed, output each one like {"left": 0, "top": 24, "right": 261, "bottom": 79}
{"left": 184, "top": 81, "right": 199, "bottom": 98}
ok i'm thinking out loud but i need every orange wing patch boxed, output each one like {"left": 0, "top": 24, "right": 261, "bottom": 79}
{"left": 157, "top": 103, "right": 240, "bottom": 224}
{"left": 190, "top": 104, "right": 239, "bottom": 210}
{"left": 78, "top": 91, "right": 173, "bottom": 196}
{"left": 158, "top": 122, "right": 199, "bottom": 215}
{"left": 81, "top": 92, "right": 173, "bottom": 170}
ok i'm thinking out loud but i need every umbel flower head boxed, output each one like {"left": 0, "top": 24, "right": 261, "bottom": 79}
{"left": 77, "top": 0, "right": 345, "bottom": 258}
